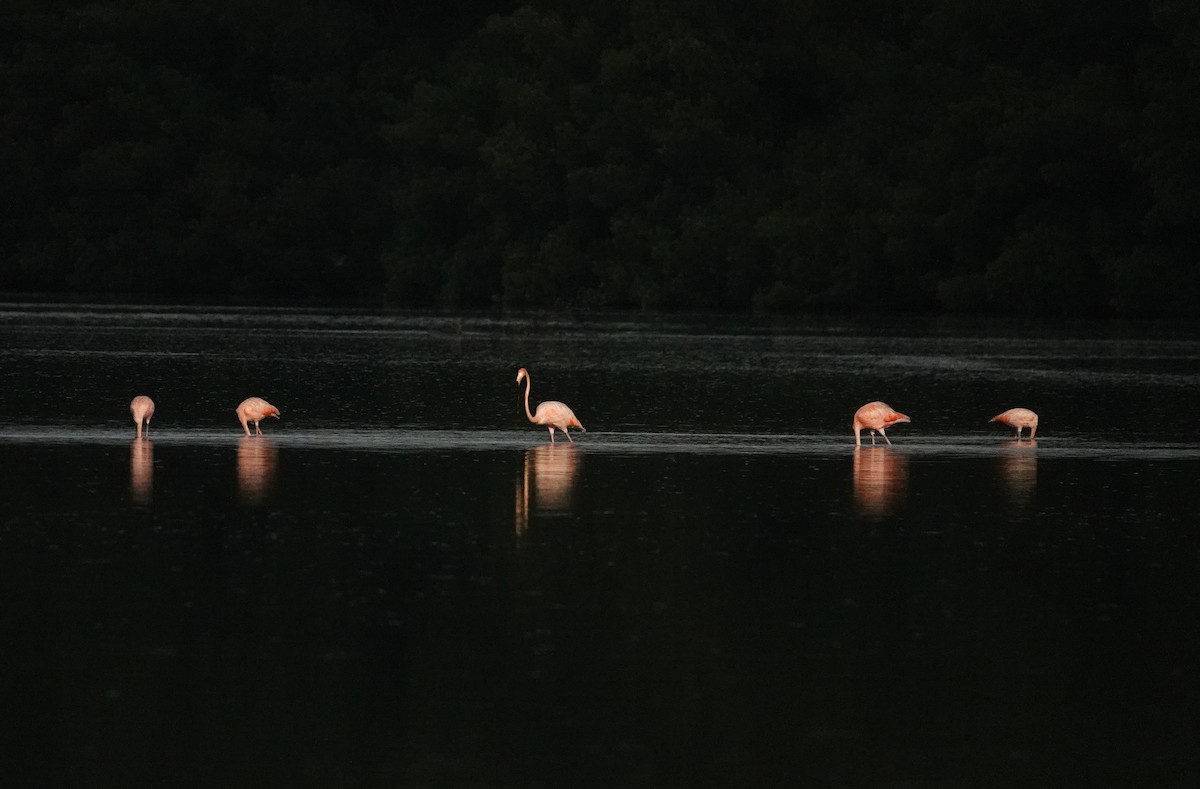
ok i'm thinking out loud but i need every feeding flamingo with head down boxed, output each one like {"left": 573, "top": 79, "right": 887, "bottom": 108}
{"left": 130, "top": 395, "right": 155, "bottom": 439}
{"left": 516, "top": 367, "right": 585, "bottom": 444}
{"left": 852, "top": 401, "right": 911, "bottom": 446}
{"left": 236, "top": 397, "right": 281, "bottom": 436}
{"left": 990, "top": 407, "right": 1038, "bottom": 440}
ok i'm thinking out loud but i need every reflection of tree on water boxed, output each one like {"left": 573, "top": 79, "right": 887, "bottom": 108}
{"left": 515, "top": 444, "right": 581, "bottom": 534}
{"left": 998, "top": 441, "right": 1037, "bottom": 510}
{"left": 852, "top": 447, "right": 908, "bottom": 517}
{"left": 130, "top": 439, "right": 153, "bottom": 505}
{"left": 237, "top": 437, "right": 278, "bottom": 504}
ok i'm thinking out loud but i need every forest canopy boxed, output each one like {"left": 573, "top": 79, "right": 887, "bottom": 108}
{"left": 3, "top": 0, "right": 1199, "bottom": 316}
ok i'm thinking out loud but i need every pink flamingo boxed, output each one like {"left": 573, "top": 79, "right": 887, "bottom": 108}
{"left": 853, "top": 401, "right": 911, "bottom": 446}
{"left": 990, "top": 407, "right": 1038, "bottom": 440}
{"left": 516, "top": 367, "right": 585, "bottom": 444}
{"left": 130, "top": 395, "right": 155, "bottom": 439}
{"left": 236, "top": 397, "right": 281, "bottom": 436}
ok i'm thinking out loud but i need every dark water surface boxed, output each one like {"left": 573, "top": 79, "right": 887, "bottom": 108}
{"left": 1, "top": 304, "right": 1199, "bottom": 787}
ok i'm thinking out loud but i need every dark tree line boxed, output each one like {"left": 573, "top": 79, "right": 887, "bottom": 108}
{"left": 3, "top": 0, "right": 1200, "bottom": 315}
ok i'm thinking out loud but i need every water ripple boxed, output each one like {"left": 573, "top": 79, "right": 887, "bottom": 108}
{"left": 3, "top": 425, "right": 1199, "bottom": 459}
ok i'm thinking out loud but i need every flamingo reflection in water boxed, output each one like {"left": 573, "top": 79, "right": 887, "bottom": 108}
{"left": 130, "top": 438, "right": 153, "bottom": 505}
{"left": 237, "top": 436, "right": 278, "bottom": 504}
{"left": 997, "top": 440, "right": 1037, "bottom": 510}
{"left": 515, "top": 444, "right": 581, "bottom": 534}
{"left": 852, "top": 447, "right": 909, "bottom": 517}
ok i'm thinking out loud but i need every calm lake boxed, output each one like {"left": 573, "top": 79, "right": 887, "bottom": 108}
{"left": 1, "top": 303, "right": 1198, "bottom": 787}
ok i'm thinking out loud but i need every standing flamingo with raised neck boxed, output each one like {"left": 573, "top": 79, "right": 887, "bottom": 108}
{"left": 130, "top": 395, "right": 155, "bottom": 439}
{"left": 516, "top": 367, "right": 585, "bottom": 444}
{"left": 236, "top": 397, "right": 281, "bottom": 436}
{"left": 990, "top": 407, "right": 1038, "bottom": 440}
{"left": 852, "top": 401, "right": 911, "bottom": 446}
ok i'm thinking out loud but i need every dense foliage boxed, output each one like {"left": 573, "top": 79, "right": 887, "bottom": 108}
{"left": 3, "top": 0, "right": 1199, "bottom": 315}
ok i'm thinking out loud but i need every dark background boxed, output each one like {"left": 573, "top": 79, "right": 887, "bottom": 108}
{"left": 4, "top": 0, "right": 1199, "bottom": 315}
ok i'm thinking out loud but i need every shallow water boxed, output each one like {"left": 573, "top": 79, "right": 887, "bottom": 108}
{"left": 1, "top": 304, "right": 1198, "bottom": 786}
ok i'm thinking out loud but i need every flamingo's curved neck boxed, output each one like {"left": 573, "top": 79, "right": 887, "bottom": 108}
{"left": 522, "top": 373, "right": 536, "bottom": 423}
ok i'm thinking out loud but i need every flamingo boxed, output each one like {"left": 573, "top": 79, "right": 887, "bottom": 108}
{"left": 236, "top": 397, "right": 281, "bottom": 436}
{"left": 130, "top": 395, "right": 155, "bottom": 439}
{"left": 990, "top": 407, "right": 1038, "bottom": 440}
{"left": 516, "top": 367, "right": 585, "bottom": 444}
{"left": 853, "top": 401, "right": 911, "bottom": 446}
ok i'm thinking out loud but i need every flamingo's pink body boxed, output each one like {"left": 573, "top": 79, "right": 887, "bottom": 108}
{"left": 990, "top": 407, "right": 1038, "bottom": 439}
{"left": 236, "top": 397, "right": 281, "bottom": 436}
{"left": 130, "top": 395, "right": 155, "bottom": 438}
{"left": 517, "top": 367, "right": 585, "bottom": 444}
{"left": 853, "top": 401, "right": 911, "bottom": 446}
